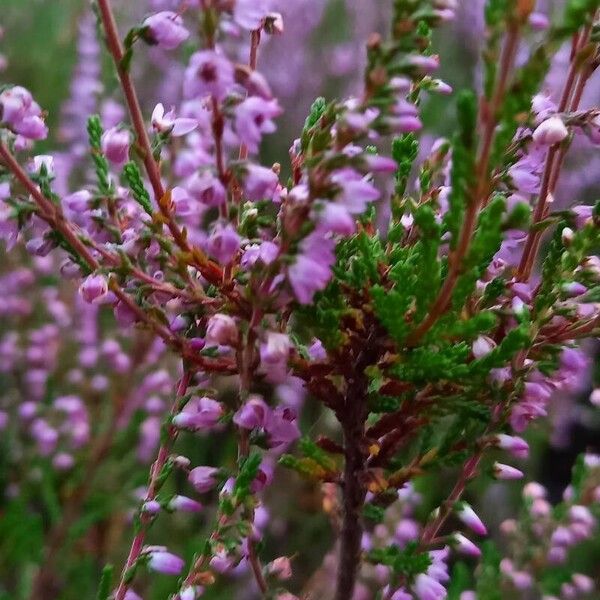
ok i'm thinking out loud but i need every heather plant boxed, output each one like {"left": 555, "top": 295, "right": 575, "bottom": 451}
{"left": 1, "top": 1, "right": 600, "bottom": 600}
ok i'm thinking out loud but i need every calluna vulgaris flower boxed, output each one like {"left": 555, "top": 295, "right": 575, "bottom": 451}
{"left": 1, "top": 1, "right": 600, "bottom": 600}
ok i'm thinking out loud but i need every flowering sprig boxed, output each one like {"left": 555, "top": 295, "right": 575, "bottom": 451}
{"left": 1, "top": 1, "right": 600, "bottom": 600}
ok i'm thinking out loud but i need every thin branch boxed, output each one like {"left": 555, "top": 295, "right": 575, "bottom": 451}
{"left": 517, "top": 25, "right": 597, "bottom": 280}
{"left": 114, "top": 368, "right": 192, "bottom": 600}
{"left": 407, "top": 24, "right": 521, "bottom": 345}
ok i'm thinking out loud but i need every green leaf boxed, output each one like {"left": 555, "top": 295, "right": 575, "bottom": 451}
{"left": 123, "top": 161, "right": 153, "bottom": 215}
{"left": 96, "top": 564, "right": 114, "bottom": 600}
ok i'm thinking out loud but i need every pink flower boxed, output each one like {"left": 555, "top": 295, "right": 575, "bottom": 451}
{"left": 206, "top": 223, "right": 240, "bottom": 264}
{"left": 187, "top": 170, "right": 226, "bottom": 207}
{"left": 184, "top": 50, "right": 234, "bottom": 100}
{"left": 288, "top": 232, "right": 336, "bottom": 304}
{"left": 452, "top": 533, "right": 481, "bottom": 557}
{"left": 143, "top": 11, "right": 189, "bottom": 50}
{"left": 146, "top": 549, "right": 185, "bottom": 575}
{"left": 413, "top": 573, "right": 447, "bottom": 600}
{"left": 233, "top": 0, "right": 271, "bottom": 30}
{"left": 532, "top": 116, "right": 568, "bottom": 145}
{"left": 151, "top": 103, "right": 198, "bottom": 136}
{"left": 472, "top": 335, "right": 496, "bottom": 358}
{"left": 242, "top": 164, "right": 279, "bottom": 201}
{"left": 0, "top": 85, "right": 48, "bottom": 139}
{"left": 206, "top": 313, "right": 238, "bottom": 347}
{"left": 267, "top": 556, "right": 292, "bottom": 580}
{"left": 101, "top": 127, "right": 130, "bottom": 166}
{"left": 168, "top": 495, "right": 203, "bottom": 513}
{"left": 188, "top": 466, "right": 219, "bottom": 493}
{"left": 494, "top": 434, "right": 529, "bottom": 459}
{"left": 457, "top": 503, "right": 487, "bottom": 536}
{"left": 493, "top": 462, "right": 524, "bottom": 480}
{"left": 79, "top": 274, "right": 108, "bottom": 304}
{"left": 233, "top": 396, "right": 271, "bottom": 430}
{"left": 173, "top": 397, "right": 223, "bottom": 431}
{"left": 235, "top": 97, "right": 282, "bottom": 153}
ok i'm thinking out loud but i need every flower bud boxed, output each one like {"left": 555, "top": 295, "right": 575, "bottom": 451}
{"left": 267, "top": 556, "right": 293, "bottom": 580}
{"left": 168, "top": 495, "right": 203, "bottom": 513}
{"left": 188, "top": 466, "right": 219, "bottom": 493}
{"left": 456, "top": 503, "right": 487, "bottom": 536}
{"left": 494, "top": 434, "right": 529, "bottom": 459}
{"left": 146, "top": 549, "right": 185, "bottom": 575}
{"left": 493, "top": 462, "right": 524, "bottom": 480}
{"left": 561, "top": 227, "right": 574, "bottom": 245}
{"left": 79, "top": 274, "right": 108, "bottom": 304}
{"left": 472, "top": 335, "right": 496, "bottom": 358}
{"left": 143, "top": 12, "right": 189, "bottom": 50}
{"left": 532, "top": 116, "right": 568, "bottom": 145}
{"left": 451, "top": 533, "right": 481, "bottom": 557}
{"left": 206, "top": 314, "right": 238, "bottom": 347}
{"left": 101, "top": 127, "right": 130, "bottom": 166}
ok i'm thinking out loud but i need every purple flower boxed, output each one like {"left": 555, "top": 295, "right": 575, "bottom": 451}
{"left": 241, "top": 241, "right": 279, "bottom": 269}
{"left": 493, "top": 462, "right": 524, "bottom": 480}
{"left": 494, "top": 434, "right": 529, "bottom": 458}
{"left": 242, "top": 164, "right": 279, "bottom": 201}
{"left": 0, "top": 85, "right": 48, "bottom": 139}
{"left": 529, "top": 12, "right": 550, "bottom": 30}
{"left": 233, "top": 0, "right": 270, "bottom": 30}
{"left": 332, "top": 168, "right": 380, "bottom": 213}
{"left": 206, "top": 223, "right": 240, "bottom": 264}
{"left": 288, "top": 232, "right": 336, "bottom": 304}
{"left": 532, "top": 116, "right": 568, "bottom": 145}
{"left": 235, "top": 97, "right": 282, "bottom": 153}
{"left": 452, "top": 533, "right": 481, "bottom": 557}
{"left": 63, "top": 189, "right": 92, "bottom": 213}
{"left": 388, "top": 98, "right": 422, "bottom": 133}
{"left": 472, "top": 335, "right": 496, "bottom": 358}
{"left": 206, "top": 313, "right": 238, "bottom": 346}
{"left": 146, "top": 549, "right": 185, "bottom": 575}
{"left": 260, "top": 332, "right": 291, "bottom": 365}
{"left": 234, "top": 396, "right": 271, "bottom": 430}
{"left": 168, "top": 495, "right": 203, "bottom": 513}
{"left": 79, "top": 274, "right": 108, "bottom": 304}
{"left": 101, "top": 127, "right": 130, "bottom": 166}
{"left": 413, "top": 574, "right": 447, "bottom": 600}
{"left": 143, "top": 12, "right": 189, "bottom": 50}
{"left": 187, "top": 170, "right": 226, "bottom": 207}
{"left": 173, "top": 397, "right": 224, "bottom": 431}
{"left": 456, "top": 503, "right": 487, "bottom": 536}
{"left": 314, "top": 202, "right": 356, "bottom": 235}
{"left": 151, "top": 103, "right": 198, "bottom": 136}
{"left": 188, "top": 466, "right": 219, "bottom": 493}
{"left": 184, "top": 51, "right": 234, "bottom": 100}
{"left": 267, "top": 406, "right": 300, "bottom": 445}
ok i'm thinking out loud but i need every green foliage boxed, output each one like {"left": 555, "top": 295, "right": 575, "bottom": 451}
{"left": 367, "top": 541, "right": 431, "bottom": 578}
{"left": 96, "top": 565, "right": 114, "bottom": 600}
{"left": 363, "top": 503, "right": 386, "bottom": 524}
{"left": 443, "top": 90, "right": 477, "bottom": 249}
{"left": 392, "top": 133, "right": 419, "bottom": 205}
{"left": 412, "top": 204, "right": 442, "bottom": 319}
{"left": 450, "top": 195, "right": 506, "bottom": 311}
{"left": 123, "top": 161, "right": 153, "bottom": 215}
{"left": 87, "top": 115, "right": 114, "bottom": 198}
{"left": 393, "top": 342, "right": 471, "bottom": 383}
{"left": 475, "top": 542, "right": 503, "bottom": 600}
{"left": 557, "top": 0, "right": 600, "bottom": 38}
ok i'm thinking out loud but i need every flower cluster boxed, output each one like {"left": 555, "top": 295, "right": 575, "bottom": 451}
{"left": 0, "top": 1, "right": 600, "bottom": 600}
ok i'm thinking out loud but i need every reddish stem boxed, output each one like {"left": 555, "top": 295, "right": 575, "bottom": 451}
{"left": 517, "top": 26, "right": 595, "bottom": 281}
{"left": 114, "top": 369, "right": 192, "bottom": 600}
{"left": 407, "top": 25, "right": 521, "bottom": 345}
